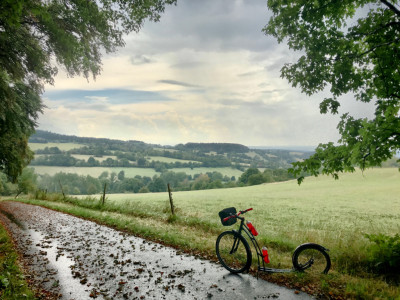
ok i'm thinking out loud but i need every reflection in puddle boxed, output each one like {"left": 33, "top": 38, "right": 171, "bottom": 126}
{"left": 30, "top": 230, "right": 90, "bottom": 300}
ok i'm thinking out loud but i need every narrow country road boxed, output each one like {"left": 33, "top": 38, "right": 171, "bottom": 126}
{"left": 0, "top": 201, "right": 312, "bottom": 300}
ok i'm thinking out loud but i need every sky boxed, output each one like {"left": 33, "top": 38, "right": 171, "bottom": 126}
{"left": 39, "top": 0, "right": 375, "bottom": 148}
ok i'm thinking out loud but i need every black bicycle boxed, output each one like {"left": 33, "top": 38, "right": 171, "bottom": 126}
{"left": 216, "top": 207, "right": 331, "bottom": 275}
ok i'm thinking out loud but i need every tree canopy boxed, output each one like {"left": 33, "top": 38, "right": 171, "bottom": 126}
{"left": 264, "top": 0, "right": 400, "bottom": 183}
{"left": 0, "top": 0, "right": 176, "bottom": 181}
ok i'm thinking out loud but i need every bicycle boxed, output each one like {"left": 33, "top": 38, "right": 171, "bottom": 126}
{"left": 216, "top": 207, "right": 331, "bottom": 276}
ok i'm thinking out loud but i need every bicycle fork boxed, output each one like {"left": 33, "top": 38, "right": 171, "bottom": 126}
{"left": 229, "top": 236, "right": 240, "bottom": 254}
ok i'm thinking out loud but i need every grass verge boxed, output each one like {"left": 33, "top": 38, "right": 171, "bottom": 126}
{"left": 0, "top": 221, "right": 35, "bottom": 299}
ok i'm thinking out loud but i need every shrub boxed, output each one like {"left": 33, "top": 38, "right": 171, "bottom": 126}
{"left": 365, "top": 233, "right": 400, "bottom": 279}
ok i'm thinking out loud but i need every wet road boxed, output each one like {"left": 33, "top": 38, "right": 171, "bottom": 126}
{"left": 0, "top": 201, "right": 312, "bottom": 299}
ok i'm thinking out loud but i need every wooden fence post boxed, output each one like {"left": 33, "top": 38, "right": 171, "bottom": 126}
{"left": 167, "top": 183, "right": 175, "bottom": 215}
{"left": 102, "top": 183, "right": 107, "bottom": 206}
{"left": 59, "top": 180, "right": 66, "bottom": 200}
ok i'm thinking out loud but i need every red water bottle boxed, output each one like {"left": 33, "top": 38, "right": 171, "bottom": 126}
{"left": 262, "top": 247, "right": 270, "bottom": 263}
{"left": 246, "top": 221, "right": 258, "bottom": 236}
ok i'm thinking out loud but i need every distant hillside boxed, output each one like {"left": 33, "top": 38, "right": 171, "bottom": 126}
{"left": 176, "top": 142, "right": 249, "bottom": 153}
{"left": 29, "top": 130, "right": 149, "bottom": 148}
{"left": 29, "top": 130, "right": 313, "bottom": 169}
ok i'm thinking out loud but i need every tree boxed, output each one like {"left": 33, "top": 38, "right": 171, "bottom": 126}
{"left": 191, "top": 174, "right": 210, "bottom": 190}
{"left": 148, "top": 177, "right": 166, "bottom": 192}
{"left": 99, "top": 171, "right": 109, "bottom": 180}
{"left": 248, "top": 174, "right": 265, "bottom": 186}
{"left": 118, "top": 170, "right": 125, "bottom": 181}
{"left": 265, "top": 0, "right": 400, "bottom": 183}
{"left": 87, "top": 157, "right": 98, "bottom": 167}
{"left": 121, "top": 178, "right": 144, "bottom": 193}
{"left": 0, "top": 172, "right": 15, "bottom": 195}
{"left": 238, "top": 168, "right": 261, "bottom": 184}
{"left": 0, "top": 0, "right": 176, "bottom": 182}
{"left": 15, "top": 168, "right": 37, "bottom": 198}
{"left": 137, "top": 157, "right": 148, "bottom": 167}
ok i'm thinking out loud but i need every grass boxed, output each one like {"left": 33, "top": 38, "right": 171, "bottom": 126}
{"left": 29, "top": 142, "right": 84, "bottom": 151}
{"left": 169, "top": 167, "right": 243, "bottom": 177}
{"left": 34, "top": 154, "right": 119, "bottom": 163}
{"left": 0, "top": 220, "right": 36, "bottom": 299}
{"left": 9, "top": 168, "right": 400, "bottom": 299}
{"left": 69, "top": 154, "right": 118, "bottom": 162}
{"left": 146, "top": 156, "right": 201, "bottom": 164}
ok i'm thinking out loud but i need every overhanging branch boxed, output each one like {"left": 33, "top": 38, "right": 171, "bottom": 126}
{"left": 380, "top": 0, "right": 400, "bottom": 18}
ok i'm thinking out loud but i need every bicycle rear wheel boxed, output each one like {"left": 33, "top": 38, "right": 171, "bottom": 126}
{"left": 292, "top": 243, "right": 331, "bottom": 275}
{"left": 216, "top": 231, "right": 252, "bottom": 273}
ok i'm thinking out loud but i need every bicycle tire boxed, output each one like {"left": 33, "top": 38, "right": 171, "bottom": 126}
{"left": 292, "top": 243, "right": 331, "bottom": 274}
{"left": 216, "top": 231, "right": 252, "bottom": 273}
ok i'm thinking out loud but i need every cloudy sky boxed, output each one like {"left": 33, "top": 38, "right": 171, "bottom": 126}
{"left": 39, "top": 0, "right": 374, "bottom": 148}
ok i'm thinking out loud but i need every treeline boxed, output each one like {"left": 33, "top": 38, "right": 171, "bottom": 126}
{"left": 176, "top": 142, "right": 249, "bottom": 153}
{"left": 36, "top": 168, "right": 294, "bottom": 195}
{"left": 35, "top": 171, "right": 234, "bottom": 195}
{"left": 30, "top": 130, "right": 150, "bottom": 151}
{"left": 31, "top": 131, "right": 250, "bottom": 154}
{"left": 237, "top": 167, "right": 295, "bottom": 185}
{"left": 30, "top": 150, "right": 228, "bottom": 170}
{"left": 0, "top": 167, "right": 295, "bottom": 196}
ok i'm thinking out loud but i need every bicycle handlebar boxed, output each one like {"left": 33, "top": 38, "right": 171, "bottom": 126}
{"left": 222, "top": 208, "right": 253, "bottom": 222}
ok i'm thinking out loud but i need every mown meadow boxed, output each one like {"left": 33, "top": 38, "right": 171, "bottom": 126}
{"left": 10, "top": 168, "right": 400, "bottom": 299}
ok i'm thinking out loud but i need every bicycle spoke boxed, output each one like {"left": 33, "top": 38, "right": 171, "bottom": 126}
{"left": 294, "top": 246, "right": 330, "bottom": 274}
{"left": 216, "top": 231, "right": 251, "bottom": 273}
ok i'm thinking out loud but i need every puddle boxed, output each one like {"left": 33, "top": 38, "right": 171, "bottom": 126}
{"left": 29, "top": 230, "right": 89, "bottom": 299}
{"left": 0, "top": 201, "right": 313, "bottom": 299}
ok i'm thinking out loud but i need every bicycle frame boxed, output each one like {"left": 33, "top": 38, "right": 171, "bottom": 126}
{"left": 219, "top": 208, "right": 331, "bottom": 276}
{"left": 234, "top": 215, "right": 293, "bottom": 276}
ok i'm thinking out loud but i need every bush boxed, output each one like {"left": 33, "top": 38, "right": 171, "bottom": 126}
{"left": 33, "top": 189, "right": 48, "bottom": 200}
{"left": 365, "top": 233, "right": 400, "bottom": 279}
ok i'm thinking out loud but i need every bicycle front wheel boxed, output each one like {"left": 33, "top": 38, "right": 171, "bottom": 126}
{"left": 216, "top": 231, "right": 252, "bottom": 273}
{"left": 292, "top": 243, "right": 331, "bottom": 275}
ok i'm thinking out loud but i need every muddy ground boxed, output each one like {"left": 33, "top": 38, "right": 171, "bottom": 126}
{"left": 0, "top": 201, "right": 312, "bottom": 299}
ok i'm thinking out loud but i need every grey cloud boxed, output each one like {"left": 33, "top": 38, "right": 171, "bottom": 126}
{"left": 238, "top": 70, "right": 264, "bottom": 77}
{"left": 130, "top": 54, "right": 153, "bottom": 65}
{"left": 158, "top": 80, "right": 201, "bottom": 88}
{"left": 61, "top": 102, "right": 110, "bottom": 112}
{"left": 125, "top": 0, "right": 276, "bottom": 54}
{"left": 264, "top": 61, "right": 286, "bottom": 73}
{"left": 219, "top": 98, "right": 243, "bottom": 106}
{"left": 170, "top": 61, "right": 204, "bottom": 69}
{"left": 258, "top": 82, "right": 270, "bottom": 88}
{"left": 261, "top": 89, "right": 287, "bottom": 94}
{"left": 218, "top": 97, "right": 289, "bottom": 111}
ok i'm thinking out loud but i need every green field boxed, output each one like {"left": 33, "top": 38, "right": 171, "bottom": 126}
{"left": 29, "top": 142, "right": 85, "bottom": 151}
{"left": 31, "top": 166, "right": 159, "bottom": 177}
{"left": 147, "top": 156, "right": 200, "bottom": 164}
{"left": 70, "top": 154, "right": 118, "bottom": 162}
{"left": 34, "top": 154, "right": 119, "bottom": 163}
{"left": 169, "top": 167, "right": 242, "bottom": 177}
{"left": 31, "top": 165, "right": 243, "bottom": 178}
{"left": 105, "top": 168, "right": 400, "bottom": 246}
{"left": 13, "top": 168, "right": 400, "bottom": 298}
